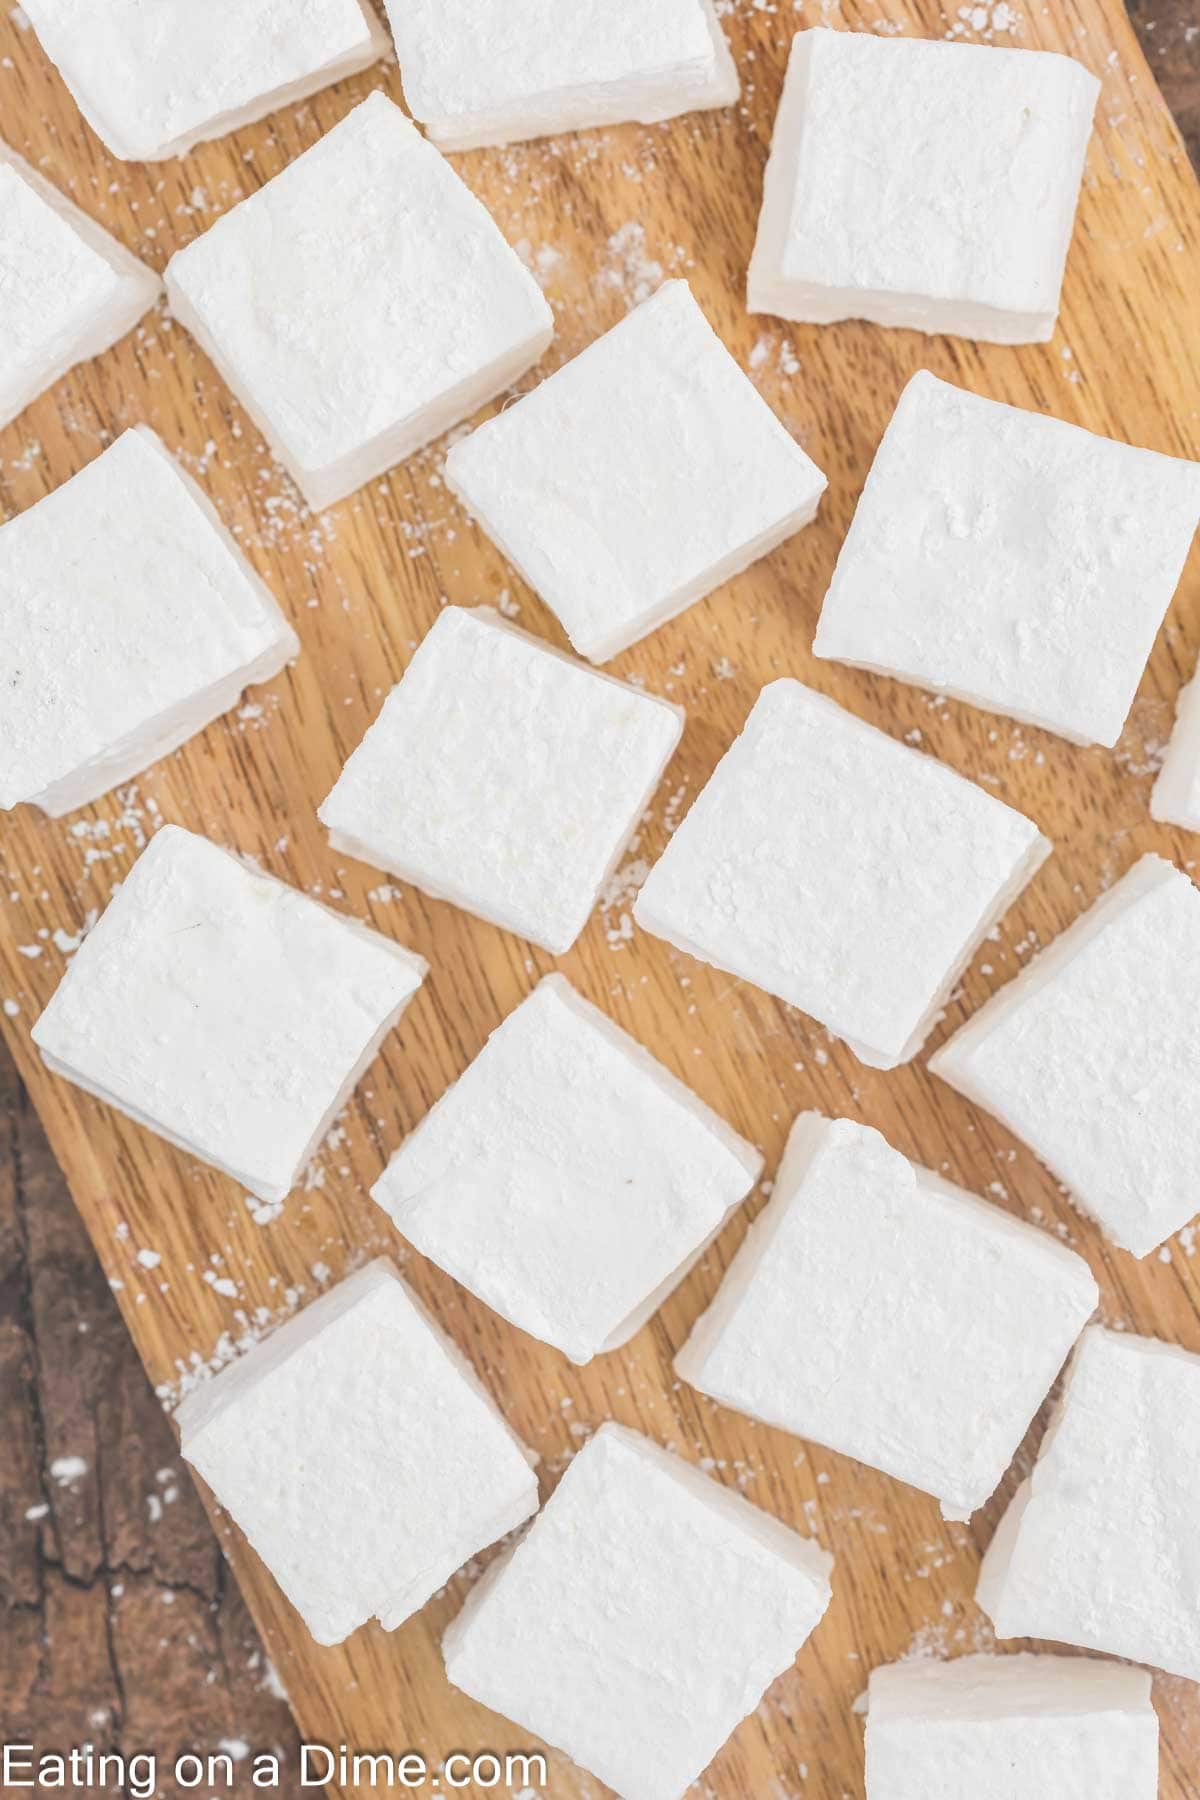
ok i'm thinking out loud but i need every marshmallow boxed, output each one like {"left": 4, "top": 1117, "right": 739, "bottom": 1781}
{"left": 446, "top": 281, "right": 827, "bottom": 664}
{"left": 165, "top": 94, "right": 553, "bottom": 512}
{"left": 633, "top": 680, "right": 1049, "bottom": 1068}
{"left": 930, "top": 854, "right": 1200, "bottom": 1257}
{"left": 33, "top": 826, "right": 426, "bottom": 1202}
{"left": 443, "top": 1422, "right": 833, "bottom": 1800}
{"left": 19, "top": 0, "right": 388, "bottom": 162}
{"left": 320, "top": 607, "right": 683, "bottom": 954}
{"left": 0, "top": 429, "right": 299, "bottom": 817}
{"left": 977, "top": 1324, "right": 1200, "bottom": 1683}
{"left": 865, "top": 1653, "right": 1158, "bottom": 1800}
{"left": 1152, "top": 664, "right": 1200, "bottom": 831}
{"left": 677, "top": 1115, "right": 1096, "bottom": 1519}
{"left": 814, "top": 373, "right": 1200, "bottom": 746}
{"left": 373, "top": 974, "right": 762, "bottom": 1364}
{"left": 178, "top": 1259, "right": 537, "bottom": 1645}
{"left": 0, "top": 139, "right": 159, "bottom": 432}
{"left": 385, "top": 0, "right": 738, "bottom": 151}
{"left": 748, "top": 30, "right": 1099, "bottom": 344}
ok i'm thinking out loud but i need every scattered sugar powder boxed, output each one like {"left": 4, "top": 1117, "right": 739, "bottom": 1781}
{"left": 945, "top": 1, "right": 1022, "bottom": 37}
{"left": 155, "top": 1291, "right": 309, "bottom": 1408}
{"left": 49, "top": 1454, "right": 89, "bottom": 1486}
{"left": 514, "top": 238, "right": 565, "bottom": 289}
{"left": 52, "top": 914, "right": 96, "bottom": 954}
{"left": 600, "top": 853, "right": 652, "bottom": 950}
{"left": 595, "top": 223, "right": 691, "bottom": 309}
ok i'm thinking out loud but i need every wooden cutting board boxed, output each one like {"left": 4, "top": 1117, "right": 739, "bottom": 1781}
{"left": 2, "top": 1, "right": 1199, "bottom": 1794}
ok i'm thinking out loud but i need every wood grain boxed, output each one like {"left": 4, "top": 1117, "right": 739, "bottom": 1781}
{"left": 1, "top": 2, "right": 1199, "bottom": 1796}
{"left": 0, "top": 1048, "right": 303, "bottom": 1797}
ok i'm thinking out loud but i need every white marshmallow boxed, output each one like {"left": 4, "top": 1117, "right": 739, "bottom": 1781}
{"left": 33, "top": 826, "right": 426, "bottom": 1202}
{"left": 0, "top": 139, "right": 160, "bottom": 432}
{"left": 373, "top": 974, "right": 762, "bottom": 1364}
{"left": 930, "top": 854, "right": 1200, "bottom": 1257}
{"left": 385, "top": 0, "right": 738, "bottom": 151}
{"left": 20, "top": 0, "right": 388, "bottom": 162}
{"left": 0, "top": 428, "right": 299, "bottom": 816}
{"left": 443, "top": 1422, "right": 833, "bottom": 1800}
{"left": 748, "top": 30, "right": 1099, "bottom": 344}
{"left": 865, "top": 1653, "right": 1158, "bottom": 1800}
{"left": 977, "top": 1324, "right": 1200, "bottom": 1683}
{"left": 633, "top": 680, "right": 1049, "bottom": 1068}
{"left": 814, "top": 373, "right": 1200, "bottom": 746}
{"left": 677, "top": 1115, "right": 1096, "bottom": 1519}
{"left": 165, "top": 95, "right": 553, "bottom": 512}
{"left": 178, "top": 1259, "right": 538, "bottom": 1645}
{"left": 446, "top": 281, "right": 827, "bottom": 664}
{"left": 1152, "top": 665, "right": 1200, "bottom": 831}
{"left": 320, "top": 607, "right": 683, "bottom": 955}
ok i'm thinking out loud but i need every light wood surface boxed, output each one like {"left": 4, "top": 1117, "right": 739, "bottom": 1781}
{"left": 2, "top": 2, "right": 1199, "bottom": 1795}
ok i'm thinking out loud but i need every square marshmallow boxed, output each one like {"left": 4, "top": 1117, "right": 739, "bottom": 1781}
{"left": 0, "top": 139, "right": 160, "bottom": 432}
{"left": 0, "top": 428, "right": 299, "bottom": 816}
{"left": 446, "top": 281, "right": 827, "bottom": 664}
{"left": 978, "top": 1324, "right": 1200, "bottom": 1682}
{"left": 179, "top": 1259, "right": 538, "bottom": 1645}
{"left": 865, "top": 1653, "right": 1158, "bottom": 1800}
{"left": 930, "top": 854, "right": 1200, "bottom": 1258}
{"left": 387, "top": 0, "right": 738, "bottom": 150}
{"left": 677, "top": 1115, "right": 1096, "bottom": 1519}
{"left": 814, "top": 373, "right": 1200, "bottom": 746}
{"left": 165, "top": 94, "right": 553, "bottom": 512}
{"left": 748, "top": 30, "right": 1100, "bottom": 343}
{"left": 320, "top": 607, "right": 683, "bottom": 954}
{"left": 20, "top": 0, "right": 387, "bottom": 162}
{"left": 444, "top": 1422, "right": 833, "bottom": 1800}
{"left": 634, "top": 680, "right": 1049, "bottom": 1068}
{"left": 1152, "top": 664, "right": 1200, "bottom": 831}
{"left": 373, "top": 974, "right": 762, "bottom": 1364}
{"left": 33, "top": 826, "right": 426, "bottom": 1202}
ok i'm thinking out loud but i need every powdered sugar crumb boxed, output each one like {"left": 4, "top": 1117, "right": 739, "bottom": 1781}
{"left": 49, "top": 1454, "right": 89, "bottom": 1487}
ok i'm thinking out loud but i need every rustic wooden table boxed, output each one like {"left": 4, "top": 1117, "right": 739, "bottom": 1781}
{"left": 1, "top": 4, "right": 1199, "bottom": 1798}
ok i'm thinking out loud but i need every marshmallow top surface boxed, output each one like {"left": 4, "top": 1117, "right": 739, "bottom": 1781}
{"left": 677, "top": 1114, "right": 1096, "bottom": 1517}
{"left": 815, "top": 373, "right": 1200, "bottom": 747}
{"left": 976, "top": 1325, "right": 1200, "bottom": 1682}
{"left": 750, "top": 29, "right": 1099, "bottom": 332}
{"left": 446, "top": 281, "right": 826, "bottom": 663}
{"left": 388, "top": 0, "right": 736, "bottom": 144}
{"left": 1152, "top": 668, "right": 1200, "bottom": 831}
{"left": 178, "top": 1259, "right": 537, "bottom": 1645}
{"left": 931, "top": 854, "right": 1200, "bottom": 1257}
{"left": 394, "top": 0, "right": 717, "bottom": 116}
{"left": 20, "top": 0, "right": 386, "bottom": 160}
{"left": 32, "top": 826, "right": 426, "bottom": 1199}
{"left": 165, "top": 94, "right": 552, "bottom": 476}
{"left": 373, "top": 974, "right": 762, "bottom": 1363}
{"left": 319, "top": 607, "right": 683, "bottom": 954}
{"left": 443, "top": 1422, "right": 832, "bottom": 1800}
{"left": 0, "top": 429, "right": 298, "bottom": 812}
{"left": 866, "top": 1653, "right": 1158, "bottom": 1800}
{"left": 0, "top": 142, "right": 159, "bottom": 427}
{"left": 634, "top": 679, "right": 1048, "bottom": 1067}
